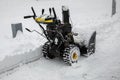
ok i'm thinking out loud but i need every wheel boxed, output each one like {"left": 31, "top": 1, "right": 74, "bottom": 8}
{"left": 42, "top": 42, "right": 55, "bottom": 59}
{"left": 42, "top": 42, "right": 49, "bottom": 58}
{"left": 63, "top": 44, "right": 80, "bottom": 65}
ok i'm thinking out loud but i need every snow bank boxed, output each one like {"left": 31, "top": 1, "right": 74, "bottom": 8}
{"left": 0, "top": 31, "right": 45, "bottom": 61}
{"left": 0, "top": 46, "right": 42, "bottom": 74}
{"left": 0, "top": 31, "right": 46, "bottom": 74}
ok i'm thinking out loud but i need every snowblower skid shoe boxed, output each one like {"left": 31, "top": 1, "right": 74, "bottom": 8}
{"left": 82, "top": 31, "right": 96, "bottom": 57}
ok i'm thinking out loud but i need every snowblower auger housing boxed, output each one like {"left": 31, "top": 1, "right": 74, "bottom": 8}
{"left": 24, "top": 6, "right": 96, "bottom": 65}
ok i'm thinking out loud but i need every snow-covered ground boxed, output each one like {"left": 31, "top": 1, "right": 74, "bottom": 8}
{"left": 0, "top": 0, "right": 120, "bottom": 80}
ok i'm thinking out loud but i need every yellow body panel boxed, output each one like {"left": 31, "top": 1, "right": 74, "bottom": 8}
{"left": 35, "top": 17, "right": 53, "bottom": 23}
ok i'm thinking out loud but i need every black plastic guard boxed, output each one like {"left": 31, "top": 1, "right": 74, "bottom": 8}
{"left": 87, "top": 31, "right": 96, "bottom": 55}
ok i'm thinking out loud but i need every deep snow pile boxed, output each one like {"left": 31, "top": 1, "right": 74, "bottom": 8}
{"left": 0, "top": 0, "right": 120, "bottom": 80}
{"left": 0, "top": 31, "right": 46, "bottom": 61}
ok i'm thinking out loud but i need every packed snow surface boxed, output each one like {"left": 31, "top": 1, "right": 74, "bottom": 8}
{"left": 0, "top": 0, "right": 120, "bottom": 80}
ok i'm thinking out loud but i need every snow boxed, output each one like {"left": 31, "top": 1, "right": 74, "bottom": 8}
{"left": 0, "top": 31, "right": 46, "bottom": 61}
{"left": 0, "top": 0, "right": 120, "bottom": 80}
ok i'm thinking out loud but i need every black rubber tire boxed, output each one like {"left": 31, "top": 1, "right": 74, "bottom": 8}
{"left": 42, "top": 42, "right": 50, "bottom": 58}
{"left": 63, "top": 44, "right": 80, "bottom": 65}
{"left": 42, "top": 42, "right": 55, "bottom": 59}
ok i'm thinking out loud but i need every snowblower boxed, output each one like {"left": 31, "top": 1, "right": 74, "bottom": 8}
{"left": 24, "top": 6, "right": 96, "bottom": 65}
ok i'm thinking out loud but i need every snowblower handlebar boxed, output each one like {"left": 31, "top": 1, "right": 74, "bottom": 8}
{"left": 24, "top": 15, "right": 34, "bottom": 19}
{"left": 52, "top": 8, "right": 57, "bottom": 19}
{"left": 24, "top": 7, "right": 59, "bottom": 43}
{"left": 24, "top": 7, "right": 56, "bottom": 23}
{"left": 24, "top": 7, "right": 36, "bottom": 19}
